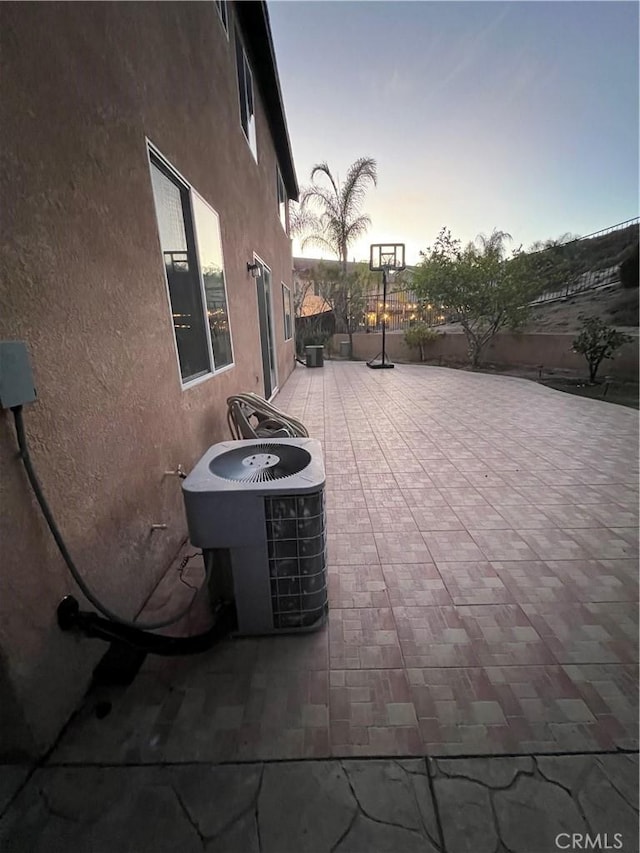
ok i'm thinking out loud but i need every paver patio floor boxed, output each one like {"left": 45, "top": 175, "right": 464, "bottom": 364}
{"left": 1, "top": 363, "right": 638, "bottom": 851}
{"left": 43, "top": 363, "right": 639, "bottom": 762}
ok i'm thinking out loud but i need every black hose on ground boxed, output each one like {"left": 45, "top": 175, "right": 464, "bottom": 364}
{"left": 10, "top": 406, "right": 227, "bottom": 645}
{"left": 57, "top": 595, "right": 237, "bottom": 655}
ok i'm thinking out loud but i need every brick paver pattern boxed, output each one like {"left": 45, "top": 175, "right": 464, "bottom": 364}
{"left": 52, "top": 363, "right": 639, "bottom": 762}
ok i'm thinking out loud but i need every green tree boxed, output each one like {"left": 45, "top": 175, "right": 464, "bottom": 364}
{"left": 298, "top": 157, "right": 377, "bottom": 273}
{"left": 313, "top": 260, "right": 373, "bottom": 356}
{"left": 413, "top": 227, "right": 540, "bottom": 368}
{"left": 404, "top": 323, "right": 440, "bottom": 362}
{"left": 572, "top": 317, "right": 633, "bottom": 383}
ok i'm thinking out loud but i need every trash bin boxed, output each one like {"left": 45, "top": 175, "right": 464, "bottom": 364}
{"left": 339, "top": 340, "right": 350, "bottom": 358}
{"left": 305, "top": 346, "right": 324, "bottom": 368}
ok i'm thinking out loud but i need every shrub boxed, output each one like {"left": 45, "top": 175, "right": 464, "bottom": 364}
{"left": 620, "top": 243, "right": 639, "bottom": 290}
{"left": 404, "top": 323, "right": 440, "bottom": 361}
{"left": 572, "top": 317, "right": 633, "bottom": 383}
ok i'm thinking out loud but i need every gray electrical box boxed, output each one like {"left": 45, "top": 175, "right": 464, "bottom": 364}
{"left": 0, "top": 341, "right": 37, "bottom": 409}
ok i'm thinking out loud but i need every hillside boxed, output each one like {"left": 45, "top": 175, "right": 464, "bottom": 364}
{"left": 441, "top": 222, "right": 639, "bottom": 335}
{"left": 522, "top": 221, "right": 639, "bottom": 333}
{"left": 435, "top": 282, "right": 638, "bottom": 337}
{"left": 523, "top": 281, "right": 639, "bottom": 334}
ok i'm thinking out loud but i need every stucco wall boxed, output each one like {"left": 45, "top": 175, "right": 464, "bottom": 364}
{"left": 0, "top": 2, "right": 295, "bottom": 757}
{"left": 333, "top": 330, "right": 639, "bottom": 378}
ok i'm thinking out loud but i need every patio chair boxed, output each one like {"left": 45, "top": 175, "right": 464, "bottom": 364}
{"left": 226, "top": 393, "right": 309, "bottom": 440}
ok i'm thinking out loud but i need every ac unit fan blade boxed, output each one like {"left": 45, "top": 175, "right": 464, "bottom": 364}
{"left": 209, "top": 443, "right": 311, "bottom": 482}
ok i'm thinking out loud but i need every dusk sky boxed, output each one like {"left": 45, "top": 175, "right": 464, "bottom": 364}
{"left": 269, "top": 1, "right": 639, "bottom": 265}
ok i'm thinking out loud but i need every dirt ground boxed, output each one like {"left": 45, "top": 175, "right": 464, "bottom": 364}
{"left": 540, "top": 376, "right": 639, "bottom": 409}
{"left": 524, "top": 282, "right": 638, "bottom": 334}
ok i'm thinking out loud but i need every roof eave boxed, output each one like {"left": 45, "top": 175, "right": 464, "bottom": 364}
{"left": 235, "top": 2, "right": 299, "bottom": 201}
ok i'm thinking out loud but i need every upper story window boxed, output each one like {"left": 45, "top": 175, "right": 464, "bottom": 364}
{"left": 235, "top": 30, "right": 257, "bottom": 161}
{"left": 276, "top": 165, "right": 287, "bottom": 233}
{"left": 214, "top": 0, "right": 229, "bottom": 34}
{"left": 148, "top": 148, "right": 234, "bottom": 386}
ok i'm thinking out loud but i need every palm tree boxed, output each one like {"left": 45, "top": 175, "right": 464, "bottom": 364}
{"left": 298, "top": 157, "right": 377, "bottom": 273}
{"left": 475, "top": 229, "right": 513, "bottom": 260}
{"left": 288, "top": 201, "right": 315, "bottom": 241}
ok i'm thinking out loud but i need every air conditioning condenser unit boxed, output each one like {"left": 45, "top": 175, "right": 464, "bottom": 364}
{"left": 182, "top": 438, "right": 328, "bottom": 635}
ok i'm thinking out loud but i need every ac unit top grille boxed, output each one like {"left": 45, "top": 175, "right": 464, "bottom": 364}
{"left": 183, "top": 438, "right": 325, "bottom": 497}
{"left": 209, "top": 442, "right": 312, "bottom": 483}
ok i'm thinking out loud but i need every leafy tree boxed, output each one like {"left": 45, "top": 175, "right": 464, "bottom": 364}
{"left": 298, "top": 157, "right": 378, "bottom": 273}
{"left": 313, "top": 260, "right": 373, "bottom": 357}
{"left": 413, "top": 227, "right": 541, "bottom": 368}
{"left": 404, "top": 323, "right": 441, "bottom": 361}
{"left": 572, "top": 317, "right": 633, "bottom": 383}
{"left": 293, "top": 158, "right": 377, "bottom": 357}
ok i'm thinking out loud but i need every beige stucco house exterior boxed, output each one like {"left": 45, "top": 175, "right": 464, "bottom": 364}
{"left": 0, "top": 0, "right": 298, "bottom": 757}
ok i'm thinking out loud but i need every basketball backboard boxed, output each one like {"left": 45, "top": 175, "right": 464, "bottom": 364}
{"left": 369, "top": 243, "right": 406, "bottom": 272}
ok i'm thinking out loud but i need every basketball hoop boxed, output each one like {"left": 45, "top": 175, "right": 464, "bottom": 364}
{"left": 369, "top": 243, "right": 406, "bottom": 273}
{"left": 367, "top": 243, "right": 405, "bottom": 369}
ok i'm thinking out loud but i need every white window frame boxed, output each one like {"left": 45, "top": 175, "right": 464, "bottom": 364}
{"left": 146, "top": 141, "right": 234, "bottom": 390}
{"left": 235, "top": 30, "right": 258, "bottom": 162}
{"left": 214, "top": 0, "right": 229, "bottom": 36}
{"left": 282, "top": 282, "right": 293, "bottom": 341}
{"left": 276, "top": 165, "right": 287, "bottom": 234}
{"left": 191, "top": 191, "right": 235, "bottom": 376}
{"left": 255, "top": 254, "right": 278, "bottom": 398}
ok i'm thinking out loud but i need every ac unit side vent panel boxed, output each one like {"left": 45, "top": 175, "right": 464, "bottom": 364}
{"left": 266, "top": 491, "right": 327, "bottom": 630}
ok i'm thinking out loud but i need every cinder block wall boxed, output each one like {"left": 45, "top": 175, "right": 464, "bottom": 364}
{"left": 333, "top": 331, "right": 638, "bottom": 378}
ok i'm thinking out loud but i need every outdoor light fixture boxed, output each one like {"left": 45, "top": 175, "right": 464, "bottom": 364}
{"left": 247, "top": 262, "right": 260, "bottom": 278}
{"left": 367, "top": 243, "right": 405, "bottom": 370}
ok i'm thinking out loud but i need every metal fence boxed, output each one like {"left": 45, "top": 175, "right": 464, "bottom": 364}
{"left": 529, "top": 267, "right": 619, "bottom": 305}
{"left": 529, "top": 217, "right": 639, "bottom": 304}
{"left": 361, "top": 290, "right": 448, "bottom": 333}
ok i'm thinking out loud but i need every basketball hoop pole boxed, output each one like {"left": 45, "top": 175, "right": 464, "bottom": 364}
{"left": 381, "top": 266, "right": 390, "bottom": 365}
{"left": 367, "top": 243, "right": 404, "bottom": 370}
{"left": 367, "top": 266, "right": 394, "bottom": 369}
